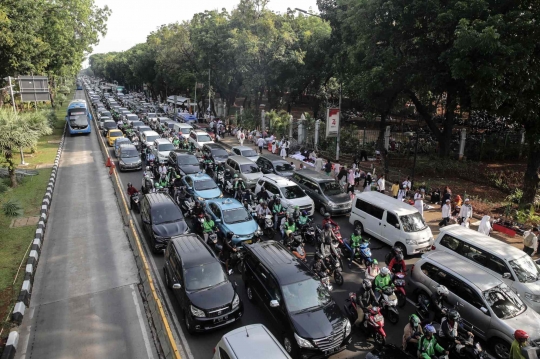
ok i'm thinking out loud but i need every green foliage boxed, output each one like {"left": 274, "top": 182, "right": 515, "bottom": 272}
{"left": 0, "top": 180, "right": 8, "bottom": 194}
{"left": 55, "top": 93, "right": 67, "bottom": 107}
{"left": 266, "top": 110, "right": 291, "bottom": 136}
{"left": 2, "top": 200, "right": 22, "bottom": 217}
{"left": 57, "top": 86, "right": 71, "bottom": 95}
{"left": 514, "top": 206, "right": 540, "bottom": 226}
{"left": 506, "top": 188, "right": 524, "bottom": 205}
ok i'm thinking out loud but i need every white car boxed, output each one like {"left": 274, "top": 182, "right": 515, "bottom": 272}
{"left": 151, "top": 138, "right": 175, "bottom": 164}
{"left": 230, "top": 145, "right": 259, "bottom": 162}
{"left": 188, "top": 130, "right": 214, "bottom": 149}
{"left": 172, "top": 123, "right": 193, "bottom": 139}
{"left": 140, "top": 130, "right": 160, "bottom": 148}
{"left": 254, "top": 174, "right": 315, "bottom": 215}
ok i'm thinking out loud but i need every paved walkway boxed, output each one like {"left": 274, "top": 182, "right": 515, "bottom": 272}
{"left": 16, "top": 91, "right": 157, "bottom": 359}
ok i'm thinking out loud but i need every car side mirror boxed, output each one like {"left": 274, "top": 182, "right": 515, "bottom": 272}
{"left": 270, "top": 300, "right": 280, "bottom": 308}
{"left": 480, "top": 307, "right": 489, "bottom": 315}
{"left": 502, "top": 272, "right": 512, "bottom": 279}
{"left": 215, "top": 219, "right": 222, "bottom": 223}
{"left": 172, "top": 283, "right": 181, "bottom": 289}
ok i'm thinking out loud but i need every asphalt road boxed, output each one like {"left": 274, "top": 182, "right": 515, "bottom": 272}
{"left": 104, "top": 137, "right": 423, "bottom": 359}
{"left": 15, "top": 90, "right": 157, "bottom": 359}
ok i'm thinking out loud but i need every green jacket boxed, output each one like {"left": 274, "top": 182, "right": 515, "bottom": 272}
{"left": 509, "top": 340, "right": 526, "bottom": 359}
{"left": 202, "top": 220, "right": 215, "bottom": 233}
{"left": 273, "top": 204, "right": 283, "bottom": 213}
{"left": 350, "top": 234, "right": 362, "bottom": 248}
{"left": 418, "top": 335, "right": 445, "bottom": 359}
{"left": 284, "top": 222, "right": 296, "bottom": 232}
{"left": 298, "top": 215, "right": 309, "bottom": 225}
{"left": 373, "top": 273, "right": 392, "bottom": 291}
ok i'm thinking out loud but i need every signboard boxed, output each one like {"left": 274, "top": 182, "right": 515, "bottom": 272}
{"left": 18, "top": 75, "right": 50, "bottom": 102}
{"left": 326, "top": 108, "right": 340, "bottom": 137}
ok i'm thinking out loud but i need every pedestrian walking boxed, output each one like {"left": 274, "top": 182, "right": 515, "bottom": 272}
{"left": 256, "top": 136, "right": 265, "bottom": 154}
{"left": 523, "top": 228, "right": 539, "bottom": 256}
{"left": 459, "top": 198, "right": 473, "bottom": 228}
{"left": 391, "top": 181, "right": 399, "bottom": 199}
{"left": 354, "top": 168, "right": 361, "bottom": 187}
{"left": 324, "top": 160, "right": 332, "bottom": 176}
{"left": 439, "top": 199, "right": 451, "bottom": 227}
{"left": 271, "top": 140, "right": 277, "bottom": 154}
{"left": 347, "top": 169, "right": 355, "bottom": 196}
{"left": 314, "top": 155, "right": 324, "bottom": 172}
{"left": 414, "top": 188, "right": 425, "bottom": 217}
{"left": 284, "top": 138, "right": 290, "bottom": 157}
{"left": 402, "top": 177, "right": 412, "bottom": 197}
{"left": 280, "top": 142, "right": 287, "bottom": 159}
{"left": 478, "top": 215, "right": 492, "bottom": 236}
{"left": 239, "top": 131, "right": 245, "bottom": 146}
{"left": 377, "top": 174, "right": 386, "bottom": 194}
{"left": 363, "top": 172, "right": 372, "bottom": 192}
{"left": 334, "top": 162, "right": 341, "bottom": 180}
{"left": 338, "top": 166, "right": 347, "bottom": 186}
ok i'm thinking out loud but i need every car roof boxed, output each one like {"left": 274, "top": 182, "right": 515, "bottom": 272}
{"left": 175, "top": 123, "right": 192, "bottom": 128}
{"left": 357, "top": 191, "right": 418, "bottom": 215}
{"left": 222, "top": 324, "right": 290, "bottom": 359}
{"left": 261, "top": 174, "right": 296, "bottom": 187}
{"left": 170, "top": 234, "right": 217, "bottom": 268}
{"left": 119, "top": 144, "right": 137, "bottom": 151}
{"left": 115, "top": 138, "right": 130, "bottom": 144}
{"left": 154, "top": 138, "right": 170, "bottom": 144}
{"left": 228, "top": 155, "right": 256, "bottom": 165}
{"left": 193, "top": 130, "right": 208, "bottom": 134}
{"left": 422, "top": 251, "right": 503, "bottom": 291}
{"left": 294, "top": 169, "right": 336, "bottom": 182}
{"left": 142, "top": 130, "right": 159, "bottom": 137}
{"left": 109, "top": 129, "right": 122, "bottom": 134}
{"left": 259, "top": 154, "right": 287, "bottom": 163}
{"left": 437, "top": 224, "right": 525, "bottom": 260}
{"left": 204, "top": 143, "right": 226, "bottom": 150}
{"left": 246, "top": 241, "right": 314, "bottom": 286}
{"left": 231, "top": 146, "right": 255, "bottom": 152}
{"left": 103, "top": 119, "right": 115, "bottom": 123}
{"left": 145, "top": 192, "right": 177, "bottom": 207}
{"left": 207, "top": 198, "right": 244, "bottom": 210}
{"left": 186, "top": 173, "right": 213, "bottom": 182}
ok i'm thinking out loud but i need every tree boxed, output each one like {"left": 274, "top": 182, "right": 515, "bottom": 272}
{"left": 0, "top": 109, "right": 52, "bottom": 187}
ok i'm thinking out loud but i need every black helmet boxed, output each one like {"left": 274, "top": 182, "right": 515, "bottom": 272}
{"left": 362, "top": 279, "right": 372, "bottom": 289}
{"left": 448, "top": 309, "right": 460, "bottom": 321}
{"left": 324, "top": 212, "right": 330, "bottom": 219}
{"left": 127, "top": 182, "right": 132, "bottom": 187}
{"left": 246, "top": 189, "right": 251, "bottom": 194}
{"left": 288, "top": 218, "right": 293, "bottom": 225}
{"left": 353, "top": 229, "right": 359, "bottom": 236}
{"left": 396, "top": 253, "right": 404, "bottom": 261}
{"left": 301, "top": 210, "right": 308, "bottom": 216}
{"left": 276, "top": 198, "right": 281, "bottom": 203}
{"left": 316, "top": 252, "right": 324, "bottom": 260}
{"left": 324, "top": 223, "right": 331, "bottom": 230}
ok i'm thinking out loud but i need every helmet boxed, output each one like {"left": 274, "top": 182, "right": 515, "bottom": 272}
{"left": 396, "top": 253, "right": 404, "bottom": 261}
{"left": 246, "top": 189, "right": 251, "bottom": 194}
{"left": 127, "top": 182, "right": 132, "bottom": 187}
{"left": 324, "top": 223, "right": 331, "bottom": 230}
{"left": 146, "top": 166, "right": 150, "bottom": 171}
{"left": 372, "top": 259, "right": 378, "bottom": 265}
{"left": 154, "top": 183, "right": 160, "bottom": 188}
{"left": 324, "top": 213, "right": 330, "bottom": 219}
{"left": 437, "top": 285, "right": 449, "bottom": 296}
{"left": 205, "top": 213, "right": 211, "bottom": 220}
{"left": 262, "top": 202, "right": 267, "bottom": 207}
{"left": 234, "top": 174, "right": 238, "bottom": 178}
{"left": 288, "top": 218, "right": 293, "bottom": 225}
{"left": 424, "top": 324, "right": 436, "bottom": 334}
{"left": 259, "top": 199, "right": 264, "bottom": 204}
{"left": 276, "top": 198, "right": 281, "bottom": 204}
{"left": 301, "top": 210, "right": 308, "bottom": 216}
{"left": 448, "top": 309, "right": 460, "bottom": 321}
{"left": 353, "top": 229, "right": 360, "bottom": 236}
{"left": 409, "top": 314, "right": 420, "bottom": 326}
{"left": 316, "top": 252, "right": 324, "bottom": 260}
{"left": 393, "top": 246, "right": 403, "bottom": 255}
{"left": 380, "top": 267, "right": 390, "bottom": 276}
{"left": 226, "top": 232, "right": 234, "bottom": 240}
{"left": 175, "top": 174, "right": 180, "bottom": 178}
{"left": 362, "top": 279, "right": 372, "bottom": 289}
{"left": 515, "top": 330, "right": 529, "bottom": 341}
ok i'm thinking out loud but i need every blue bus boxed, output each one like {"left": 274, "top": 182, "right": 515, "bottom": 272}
{"left": 66, "top": 100, "right": 92, "bottom": 135}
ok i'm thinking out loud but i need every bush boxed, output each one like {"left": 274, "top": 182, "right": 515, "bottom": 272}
{"left": 0, "top": 181, "right": 8, "bottom": 194}
{"left": 2, "top": 200, "right": 23, "bottom": 217}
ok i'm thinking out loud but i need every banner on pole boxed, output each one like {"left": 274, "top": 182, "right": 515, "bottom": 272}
{"left": 326, "top": 108, "right": 339, "bottom": 137}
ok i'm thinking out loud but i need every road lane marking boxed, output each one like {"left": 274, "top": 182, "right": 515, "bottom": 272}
{"left": 131, "top": 284, "right": 155, "bottom": 359}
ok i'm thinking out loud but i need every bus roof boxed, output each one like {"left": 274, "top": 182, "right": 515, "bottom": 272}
{"left": 68, "top": 101, "right": 87, "bottom": 109}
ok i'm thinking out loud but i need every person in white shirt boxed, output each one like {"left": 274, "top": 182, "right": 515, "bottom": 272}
{"left": 280, "top": 142, "right": 287, "bottom": 158}
{"left": 314, "top": 156, "right": 324, "bottom": 172}
{"left": 523, "top": 228, "right": 539, "bottom": 256}
{"left": 458, "top": 198, "right": 473, "bottom": 228}
{"left": 377, "top": 174, "right": 386, "bottom": 194}
{"left": 334, "top": 162, "right": 341, "bottom": 180}
{"left": 439, "top": 199, "right": 451, "bottom": 227}
{"left": 239, "top": 131, "right": 245, "bottom": 146}
{"left": 477, "top": 215, "right": 492, "bottom": 236}
{"left": 414, "top": 188, "right": 425, "bottom": 216}
{"left": 402, "top": 177, "right": 411, "bottom": 196}
{"left": 158, "top": 164, "right": 167, "bottom": 176}
{"left": 257, "top": 137, "right": 265, "bottom": 154}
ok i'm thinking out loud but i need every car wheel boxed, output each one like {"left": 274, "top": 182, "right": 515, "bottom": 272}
{"left": 184, "top": 311, "right": 195, "bottom": 335}
{"left": 319, "top": 206, "right": 326, "bottom": 216}
{"left": 246, "top": 284, "right": 255, "bottom": 302}
{"left": 395, "top": 242, "right": 407, "bottom": 257}
{"left": 282, "top": 334, "right": 297, "bottom": 357}
{"left": 354, "top": 221, "right": 364, "bottom": 234}
{"left": 490, "top": 338, "right": 510, "bottom": 359}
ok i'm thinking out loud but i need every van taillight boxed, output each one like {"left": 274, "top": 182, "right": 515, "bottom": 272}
{"left": 431, "top": 245, "right": 436, "bottom": 250}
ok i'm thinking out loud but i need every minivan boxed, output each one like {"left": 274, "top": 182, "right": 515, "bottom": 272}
{"left": 256, "top": 154, "right": 294, "bottom": 178}
{"left": 140, "top": 130, "right": 160, "bottom": 148}
{"left": 224, "top": 156, "right": 263, "bottom": 189}
{"left": 410, "top": 251, "right": 540, "bottom": 359}
{"left": 254, "top": 174, "right": 315, "bottom": 215}
{"left": 432, "top": 224, "right": 540, "bottom": 312}
{"left": 349, "top": 191, "right": 433, "bottom": 256}
{"left": 291, "top": 169, "right": 352, "bottom": 216}
{"left": 163, "top": 234, "right": 243, "bottom": 334}
{"left": 173, "top": 123, "right": 193, "bottom": 139}
{"left": 242, "top": 241, "right": 352, "bottom": 358}
{"left": 213, "top": 324, "right": 291, "bottom": 359}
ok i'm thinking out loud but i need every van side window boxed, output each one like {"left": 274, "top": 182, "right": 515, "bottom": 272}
{"left": 459, "top": 244, "right": 487, "bottom": 266}
{"left": 355, "top": 199, "right": 383, "bottom": 219}
{"left": 356, "top": 199, "right": 369, "bottom": 212}
{"left": 440, "top": 235, "right": 461, "bottom": 251}
{"left": 292, "top": 173, "right": 303, "bottom": 183}
{"left": 386, "top": 212, "right": 399, "bottom": 227}
{"left": 304, "top": 181, "right": 319, "bottom": 192}
{"left": 370, "top": 205, "right": 384, "bottom": 220}
{"left": 265, "top": 183, "right": 280, "bottom": 196}
{"left": 421, "top": 262, "right": 440, "bottom": 280}
{"left": 486, "top": 255, "right": 512, "bottom": 277}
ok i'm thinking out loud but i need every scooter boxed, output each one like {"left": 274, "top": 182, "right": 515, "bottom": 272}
{"left": 323, "top": 253, "right": 344, "bottom": 286}
{"left": 299, "top": 221, "right": 316, "bottom": 244}
{"left": 262, "top": 214, "right": 275, "bottom": 239}
{"left": 392, "top": 271, "right": 407, "bottom": 308}
{"left": 448, "top": 332, "right": 488, "bottom": 359}
{"left": 343, "top": 292, "right": 386, "bottom": 346}
{"left": 377, "top": 286, "right": 399, "bottom": 324}
{"left": 130, "top": 193, "right": 140, "bottom": 213}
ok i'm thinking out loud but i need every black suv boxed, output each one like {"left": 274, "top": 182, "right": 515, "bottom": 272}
{"left": 201, "top": 143, "right": 229, "bottom": 165}
{"left": 242, "top": 241, "right": 351, "bottom": 358}
{"left": 255, "top": 154, "right": 294, "bottom": 178}
{"left": 140, "top": 193, "right": 188, "bottom": 253}
{"left": 163, "top": 234, "right": 243, "bottom": 334}
{"left": 168, "top": 150, "right": 201, "bottom": 176}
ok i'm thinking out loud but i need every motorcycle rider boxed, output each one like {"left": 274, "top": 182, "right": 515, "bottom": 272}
{"left": 348, "top": 229, "right": 364, "bottom": 268}
{"left": 322, "top": 212, "right": 339, "bottom": 229}
{"left": 223, "top": 231, "right": 237, "bottom": 274}
{"left": 510, "top": 330, "right": 529, "bottom": 359}
{"left": 256, "top": 201, "right": 272, "bottom": 227}
{"left": 373, "top": 267, "right": 393, "bottom": 301}
{"left": 418, "top": 324, "right": 448, "bottom": 359}
{"left": 297, "top": 210, "right": 309, "bottom": 226}
{"left": 386, "top": 245, "right": 403, "bottom": 264}
{"left": 127, "top": 183, "right": 139, "bottom": 209}
{"left": 256, "top": 184, "right": 270, "bottom": 202}
{"left": 403, "top": 314, "right": 423, "bottom": 353}
{"left": 242, "top": 188, "right": 255, "bottom": 204}
{"left": 146, "top": 151, "right": 156, "bottom": 164}
{"left": 431, "top": 285, "right": 451, "bottom": 322}
{"left": 233, "top": 174, "right": 246, "bottom": 200}
{"left": 272, "top": 197, "right": 284, "bottom": 230}
{"left": 310, "top": 252, "right": 329, "bottom": 278}
{"left": 366, "top": 258, "right": 380, "bottom": 280}
{"left": 202, "top": 214, "right": 216, "bottom": 243}
{"left": 355, "top": 279, "right": 376, "bottom": 328}
{"left": 438, "top": 309, "right": 473, "bottom": 351}
{"left": 388, "top": 251, "right": 406, "bottom": 273}
{"left": 170, "top": 174, "right": 182, "bottom": 198}
{"left": 283, "top": 217, "right": 297, "bottom": 240}
{"left": 158, "top": 162, "right": 167, "bottom": 178}
{"left": 320, "top": 225, "right": 340, "bottom": 263}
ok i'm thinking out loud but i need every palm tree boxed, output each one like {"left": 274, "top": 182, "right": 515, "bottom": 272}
{"left": 0, "top": 109, "right": 52, "bottom": 187}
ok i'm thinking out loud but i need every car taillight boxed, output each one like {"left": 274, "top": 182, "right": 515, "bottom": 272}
{"left": 213, "top": 347, "right": 216, "bottom": 354}
{"left": 431, "top": 245, "right": 436, "bottom": 250}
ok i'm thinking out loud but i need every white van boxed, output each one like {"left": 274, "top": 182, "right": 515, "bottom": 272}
{"left": 432, "top": 224, "right": 540, "bottom": 312}
{"left": 254, "top": 174, "right": 315, "bottom": 216}
{"left": 172, "top": 123, "right": 193, "bottom": 139}
{"left": 213, "top": 324, "right": 291, "bottom": 359}
{"left": 140, "top": 130, "right": 160, "bottom": 148}
{"left": 349, "top": 191, "right": 433, "bottom": 255}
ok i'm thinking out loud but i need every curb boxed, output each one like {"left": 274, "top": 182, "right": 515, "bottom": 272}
{"left": 2, "top": 123, "right": 66, "bottom": 359}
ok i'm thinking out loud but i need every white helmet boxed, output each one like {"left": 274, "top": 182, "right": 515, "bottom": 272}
{"left": 380, "top": 267, "right": 390, "bottom": 276}
{"left": 437, "top": 285, "right": 449, "bottom": 296}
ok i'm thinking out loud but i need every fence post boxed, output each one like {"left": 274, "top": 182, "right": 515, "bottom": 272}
{"left": 363, "top": 127, "right": 367, "bottom": 148}
{"left": 459, "top": 128, "right": 466, "bottom": 160}
{"left": 519, "top": 130, "right": 526, "bottom": 159}
{"left": 479, "top": 134, "right": 485, "bottom": 161}
{"left": 261, "top": 110, "right": 265, "bottom": 130}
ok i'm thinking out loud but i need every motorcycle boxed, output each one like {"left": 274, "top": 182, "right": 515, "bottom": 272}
{"left": 343, "top": 292, "right": 386, "bottom": 346}
{"left": 205, "top": 231, "right": 222, "bottom": 255}
{"left": 450, "top": 332, "right": 488, "bottom": 359}
{"left": 378, "top": 286, "right": 399, "bottom": 324}
{"left": 261, "top": 214, "right": 275, "bottom": 239}
{"left": 298, "top": 221, "right": 316, "bottom": 244}
{"left": 392, "top": 271, "right": 407, "bottom": 308}
{"left": 216, "top": 168, "right": 225, "bottom": 189}
{"left": 130, "top": 193, "right": 140, "bottom": 213}
{"left": 350, "top": 240, "right": 374, "bottom": 267}
{"left": 324, "top": 253, "right": 344, "bottom": 286}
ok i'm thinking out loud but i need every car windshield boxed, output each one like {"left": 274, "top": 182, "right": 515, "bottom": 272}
{"left": 158, "top": 143, "right": 175, "bottom": 152}
{"left": 145, "top": 135, "right": 159, "bottom": 143}
{"left": 240, "top": 164, "right": 260, "bottom": 174}
{"left": 109, "top": 131, "right": 122, "bottom": 137}
{"left": 197, "top": 134, "right": 212, "bottom": 142}
{"left": 194, "top": 179, "right": 217, "bottom": 191}
{"left": 483, "top": 284, "right": 525, "bottom": 319}
{"left": 399, "top": 213, "right": 427, "bottom": 232}
{"left": 178, "top": 156, "right": 200, "bottom": 166}
{"left": 509, "top": 255, "right": 540, "bottom": 283}
{"left": 282, "top": 279, "right": 331, "bottom": 313}
{"left": 282, "top": 185, "right": 306, "bottom": 199}
{"left": 241, "top": 149, "right": 258, "bottom": 157}
{"left": 223, "top": 207, "right": 251, "bottom": 224}
{"left": 275, "top": 162, "right": 294, "bottom": 172}
{"left": 121, "top": 149, "right": 139, "bottom": 158}
{"left": 151, "top": 205, "right": 183, "bottom": 225}
{"left": 101, "top": 111, "right": 111, "bottom": 116}
{"left": 320, "top": 181, "right": 343, "bottom": 196}
{"left": 105, "top": 122, "right": 117, "bottom": 128}
{"left": 147, "top": 113, "right": 156, "bottom": 118}
{"left": 184, "top": 262, "right": 227, "bottom": 291}
{"left": 211, "top": 149, "right": 228, "bottom": 157}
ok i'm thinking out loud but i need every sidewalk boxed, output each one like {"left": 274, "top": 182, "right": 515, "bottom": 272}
{"left": 218, "top": 135, "right": 528, "bottom": 254}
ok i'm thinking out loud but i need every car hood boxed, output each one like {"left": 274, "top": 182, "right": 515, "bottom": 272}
{"left": 120, "top": 156, "right": 140, "bottom": 163}
{"left": 282, "top": 196, "right": 313, "bottom": 208}
{"left": 158, "top": 151, "right": 170, "bottom": 158}
{"left": 187, "top": 281, "right": 234, "bottom": 310}
{"left": 275, "top": 170, "right": 293, "bottom": 178}
{"left": 195, "top": 187, "right": 222, "bottom": 199}
{"left": 290, "top": 303, "right": 344, "bottom": 339}
{"left": 327, "top": 192, "right": 352, "bottom": 205}
{"left": 179, "top": 165, "right": 201, "bottom": 175}
{"left": 152, "top": 220, "right": 188, "bottom": 237}
{"left": 501, "top": 307, "right": 540, "bottom": 338}
{"left": 225, "top": 220, "right": 258, "bottom": 237}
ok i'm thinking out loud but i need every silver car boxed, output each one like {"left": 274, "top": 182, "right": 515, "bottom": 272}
{"left": 224, "top": 156, "right": 263, "bottom": 189}
{"left": 410, "top": 251, "right": 540, "bottom": 359}
{"left": 230, "top": 145, "right": 259, "bottom": 162}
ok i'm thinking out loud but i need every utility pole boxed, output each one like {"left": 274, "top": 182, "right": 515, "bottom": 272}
{"left": 336, "top": 80, "right": 342, "bottom": 161}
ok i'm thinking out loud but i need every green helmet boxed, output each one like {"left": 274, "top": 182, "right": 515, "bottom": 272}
{"left": 372, "top": 259, "right": 378, "bottom": 265}
{"left": 154, "top": 183, "right": 160, "bottom": 188}
{"left": 409, "top": 314, "right": 420, "bottom": 326}
{"left": 175, "top": 174, "right": 180, "bottom": 178}
{"left": 234, "top": 173, "right": 238, "bottom": 178}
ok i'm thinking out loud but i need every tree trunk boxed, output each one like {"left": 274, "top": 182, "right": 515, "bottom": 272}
{"left": 7, "top": 156, "right": 17, "bottom": 188}
{"left": 522, "top": 140, "right": 540, "bottom": 205}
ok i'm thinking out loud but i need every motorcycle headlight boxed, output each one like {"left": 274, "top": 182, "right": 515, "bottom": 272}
{"left": 344, "top": 319, "right": 352, "bottom": 337}
{"left": 255, "top": 230, "right": 263, "bottom": 236}
{"left": 197, "top": 196, "right": 205, "bottom": 201}
{"left": 294, "top": 333, "right": 314, "bottom": 348}
{"left": 190, "top": 305, "right": 205, "bottom": 318}
{"left": 406, "top": 239, "right": 417, "bottom": 245}
{"left": 394, "top": 279, "right": 406, "bottom": 286}
{"left": 232, "top": 293, "right": 240, "bottom": 309}
{"left": 525, "top": 292, "right": 540, "bottom": 303}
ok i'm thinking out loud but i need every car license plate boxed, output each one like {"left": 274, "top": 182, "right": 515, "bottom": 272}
{"left": 324, "top": 347, "right": 340, "bottom": 355}
{"left": 374, "top": 314, "right": 384, "bottom": 322}
{"left": 419, "top": 247, "right": 430, "bottom": 253}
{"left": 245, "top": 240, "right": 252, "bottom": 244}
{"left": 213, "top": 315, "right": 228, "bottom": 324}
